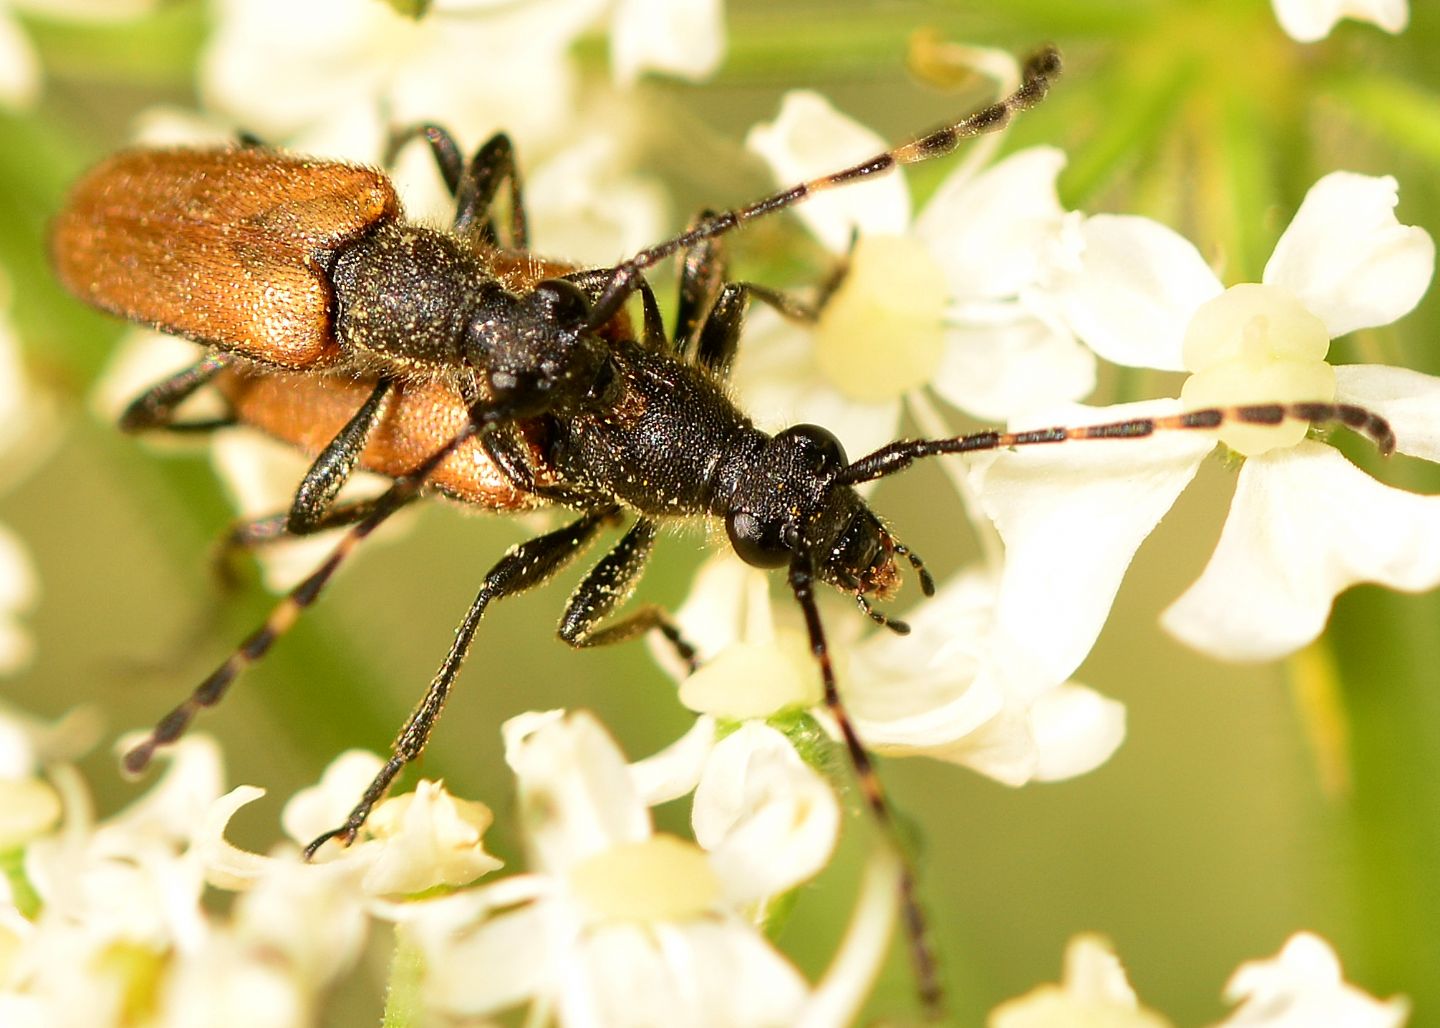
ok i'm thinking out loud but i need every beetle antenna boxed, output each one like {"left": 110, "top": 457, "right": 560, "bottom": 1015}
{"left": 788, "top": 554, "right": 943, "bottom": 1017}
{"left": 122, "top": 421, "right": 483, "bottom": 775}
{"left": 835, "top": 400, "right": 1397, "bottom": 487}
{"left": 584, "top": 45, "right": 1062, "bottom": 327}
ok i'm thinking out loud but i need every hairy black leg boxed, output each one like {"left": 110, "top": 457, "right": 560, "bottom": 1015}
{"left": 121, "top": 419, "right": 485, "bottom": 777}
{"left": 838, "top": 401, "right": 1399, "bottom": 487}
{"left": 214, "top": 498, "right": 386, "bottom": 590}
{"left": 118, "top": 351, "right": 234, "bottom": 433}
{"left": 386, "top": 126, "right": 527, "bottom": 247}
{"left": 288, "top": 378, "right": 395, "bottom": 534}
{"left": 304, "top": 507, "right": 619, "bottom": 857}
{"left": 788, "top": 556, "right": 942, "bottom": 1018}
{"left": 480, "top": 425, "right": 594, "bottom": 506}
{"left": 452, "top": 133, "right": 527, "bottom": 248}
{"left": 558, "top": 517, "right": 699, "bottom": 671}
{"left": 384, "top": 123, "right": 464, "bottom": 196}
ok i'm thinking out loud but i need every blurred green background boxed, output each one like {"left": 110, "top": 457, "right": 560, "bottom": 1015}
{"left": 3, "top": 0, "right": 1439, "bottom": 1023}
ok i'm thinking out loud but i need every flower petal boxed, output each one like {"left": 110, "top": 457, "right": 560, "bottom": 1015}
{"left": 971, "top": 400, "right": 1213, "bottom": 689}
{"left": 914, "top": 146, "right": 1069, "bottom": 301}
{"left": 1270, "top": 0, "right": 1409, "bottom": 42}
{"left": 504, "top": 710, "right": 652, "bottom": 872}
{"left": 930, "top": 304, "right": 1097, "bottom": 421}
{"left": 1263, "top": 172, "right": 1434, "bottom": 338}
{"left": 1334, "top": 363, "right": 1440, "bottom": 462}
{"left": 1030, "top": 683, "right": 1126, "bottom": 782}
{"left": 565, "top": 920, "right": 808, "bottom": 1027}
{"left": 630, "top": 716, "right": 718, "bottom": 806}
{"left": 1044, "top": 215, "right": 1223, "bottom": 371}
{"left": 1219, "top": 932, "right": 1409, "bottom": 1027}
{"left": 745, "top": 91, "right": 911, "bottom": 252}
{"left": 692, "top": 724, "right": 840, "bottom": 904}
{"left": 1162, "top": 442, "right": 1440, "bottom": 661}
{"left": 610, "top": 0, "right": 724, "bottom": 85}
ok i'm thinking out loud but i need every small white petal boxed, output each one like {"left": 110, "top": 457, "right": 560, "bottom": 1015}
{"left": 992, "top": 934, "right": 1171, "bottom": 1028}
{"left": 746, "top": 91, "right": 911, "bottom": 252}
{"left": 1271, "top": 0, "right": 1409, "bottom": 42}
{"left": 232, "top": 856, "right": 369, "bottom": 985}
{"left": 1046, "top": 215, "right": 1223, "bottom": 371}
{"left": 610, "top": 0, "right": 724, "bottom": 85}
{"left": 412, "top": 898, "right": 557, "bottom": 1015}
{"left": 1030, "top": 683, "right": 1127, "bottom": 782}
{"left": 914, "top": 146, "right": 1069, "bottom": 301}
{"left": 190, "top": 786, "right": 277, "bottom": 890}
{"left": 361, "top": 780, "right": 503, "bottom": 895}
{"left": 931, "top": 305, "right": 1097, "bottom": 421}
{"left": 1219, "top": 932, "right": 1409, "bottom": 1027}
{"left": 630, "top": 716, "right": 718, "bottom": 806}
{"left": 505, "top": 710, "right": 652, "bottom": 873}
{"left": 1163, "top": 443, "right": 1440, "bottom": 661}
{"left": 281, "top": 749, "right": 384, "bottom": 852}
{"left": 692, "top": 724, "right": 840, "bottom": 904}
{"left": 1263, "top": 173, "right": 1434, "bottom": 338}
{"left": 972, "top": 400, "right": 1214, "bottom": 690}
{"left": 1335, "top": 363, "right": 1440, "bottom": 462}
{"left": 568, "top": 920, "right": 809, "bottom": 1027}
{"left": 112, "top": 734, "right": 226, "bottom": 844}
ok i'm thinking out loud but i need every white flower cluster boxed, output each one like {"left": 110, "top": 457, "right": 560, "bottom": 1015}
{"left": 10, "top": 0, "right": 1433, "bottom": 1024}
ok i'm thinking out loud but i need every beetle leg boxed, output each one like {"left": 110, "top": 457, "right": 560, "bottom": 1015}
{"left": 384, "top": 123, "right": 464, "bottom": 196}
{"left": 287, "top": 377, "right": 395, "bottom": 534}
{"left": 118, "top": 351, "right": 235, "bottom": 433}
{"left": 214, "top": 497, "right": 387, "bottom": 590}
{"left": 558, "top": 517, "right": 699, "bottom": 672}
{"left": 452, "top": 133, "right": 527, "bottom": 249}
{"left": 787, "top": 554, "right": 942, "bottom": 1017}
{"left": 304, "top": 506, "right": 620, "bottom": 857}
{"left": 671, "top": 212, "right": 822, "bottom": 377}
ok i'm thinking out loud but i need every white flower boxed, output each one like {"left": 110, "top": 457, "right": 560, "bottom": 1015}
{"left": 203, "top": 0, "right": 724, "bottom": 159}
{"left": 738, "top": 65, "right": 1091, "bottom": 462}
{"left": 1216, "top": 933, "right": 1409, "bottom": 1027}
{"left": 201, "top": 750, "right": 503, "bottom": 899}
{"left": 989, "top": 171, "right": 1437, "bottom": 662}
{"left": 990, "top": 934, "right": 1171, "bottom": 1028}
{"left": 1271, "top": 0, "right": 1408, "bottom": 42}
{"left": 397, "top": 709, "right": 853, "bottom": 1025}
{"left": 659, "top": 553, "right": 1125, "bottom": 786}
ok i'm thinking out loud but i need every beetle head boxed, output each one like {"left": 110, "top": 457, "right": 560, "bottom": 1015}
{"left": 725, "top": 424, "right": 902, "bottom": 599}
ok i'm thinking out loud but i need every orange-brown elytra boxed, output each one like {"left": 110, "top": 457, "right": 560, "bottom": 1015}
{"left": 48, "top": 45, "right": 1399, "bottom": 1017}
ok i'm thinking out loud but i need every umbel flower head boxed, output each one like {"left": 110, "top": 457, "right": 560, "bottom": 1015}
{"left": 980, "top": 170, "right": 1437, "bottom": 663}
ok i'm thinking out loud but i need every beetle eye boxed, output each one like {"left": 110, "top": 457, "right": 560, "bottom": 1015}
{"left": 726, "top": 510, "right": 791, "bottom": 568}
{"left": 532, "top": 278, "right": 591, "bottom": 327}
{"left": 776, "top": 424, "right": 847, "bottom": 474}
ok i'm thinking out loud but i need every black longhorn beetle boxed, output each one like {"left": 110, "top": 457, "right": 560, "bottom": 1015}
{"left": 50, "top": 44, "right": 1397, "bottom": 1016}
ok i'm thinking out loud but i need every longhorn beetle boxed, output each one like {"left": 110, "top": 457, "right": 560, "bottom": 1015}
{"left": 50, "top": 46, "right": 1396, "bottom": 1015}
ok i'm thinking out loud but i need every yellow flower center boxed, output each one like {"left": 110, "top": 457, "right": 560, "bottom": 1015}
{"left": 1179, "top": 283, "right": 1335, "bottom": 456}
{"left": 813, "top": 235, "right": 947, "bottom": 403}
{"left": 567, "top": 834, "right": 722, "bottom": 923}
